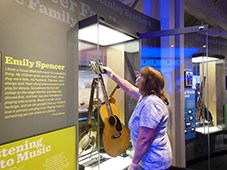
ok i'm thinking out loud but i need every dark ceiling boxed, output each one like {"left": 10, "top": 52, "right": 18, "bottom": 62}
{"left": 119, "top": 0, "right": 227, "bottom": 39}
{"left": 184, "top": 0, "right": 220, "bottom": 27}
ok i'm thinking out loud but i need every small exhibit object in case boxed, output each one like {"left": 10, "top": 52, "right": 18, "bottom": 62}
{"left": 184, "top": 71, "right": 193, "bottom": 87}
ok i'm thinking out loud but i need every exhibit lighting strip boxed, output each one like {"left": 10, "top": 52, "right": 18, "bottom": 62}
{"left": 192, "top": 53, "right": 225, "bottom": 63}
{"left": 192, "top": 56, "right": 220, "bottom": 63}
{"left": 78, "top": 24, "right": 134, "bottom": 46}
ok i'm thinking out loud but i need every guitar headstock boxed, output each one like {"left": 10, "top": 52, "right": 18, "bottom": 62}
{"left": 90, "top": 60, "right": 106, "bottom": 75}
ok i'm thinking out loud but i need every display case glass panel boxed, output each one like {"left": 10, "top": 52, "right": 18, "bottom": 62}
{"left": 78, "top": 15, "right": 139, "bottom": 170}
{"left": 139, "top": 26, "right": 226, "bottom": 169}
{"left": 185, "top": 35, "right": 226, "bottom": 170}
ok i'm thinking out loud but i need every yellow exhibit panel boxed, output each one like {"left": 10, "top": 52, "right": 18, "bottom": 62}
{"left": 0, "top": 126, "right": 76, "bottom": 170}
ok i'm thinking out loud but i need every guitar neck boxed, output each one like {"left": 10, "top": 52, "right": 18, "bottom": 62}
{"left": 86, "top": 79, "right": 97, "bottom": 130}
{"left": 99, "top": 75, "right": 113, "bottom": 117}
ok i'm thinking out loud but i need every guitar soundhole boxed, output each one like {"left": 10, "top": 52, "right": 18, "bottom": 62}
{"left": 114, "top": 115, "right": 122, "bottom": 131}
{"left": 109, "top": 116, "right": 116, "bottom": 126}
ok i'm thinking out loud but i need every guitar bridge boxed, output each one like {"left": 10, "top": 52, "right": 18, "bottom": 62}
{"left": 111, "top": 132, "right": 121, "bottom": 139}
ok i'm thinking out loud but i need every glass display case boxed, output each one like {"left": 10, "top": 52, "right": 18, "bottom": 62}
{"left": 78, "top": 15, "right": 139, "bottom": 170}
{"left": 184, "top": 33, "right": 227, "bottom": 169}
{"left": 192, "top": 53, "right": 225, "bottom": 129}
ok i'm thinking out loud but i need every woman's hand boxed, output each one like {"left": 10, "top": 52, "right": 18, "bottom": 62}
{"left": 127, "top": 163, "right": 139, "bottom": 170}
{"left": 101, "top": 66, "right": 114, "bottom": 78}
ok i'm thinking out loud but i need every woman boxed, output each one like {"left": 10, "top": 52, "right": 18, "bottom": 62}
{"left": 103, "top": 66, "right": 172, "bottom": 170}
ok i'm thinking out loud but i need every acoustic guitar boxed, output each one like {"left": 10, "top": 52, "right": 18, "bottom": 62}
{"left": 78, "top": 78, "right": 99, "bottom": 156}
{"left": 90, "top": 61, "right": 130, "bottom": 157}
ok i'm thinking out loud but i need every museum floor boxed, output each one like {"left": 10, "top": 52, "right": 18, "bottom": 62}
{"left": 187, "top": 152, "right": 227, "bottom": 170}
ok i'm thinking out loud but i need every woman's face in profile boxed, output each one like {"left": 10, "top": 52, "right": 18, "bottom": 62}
{"left": 135, "top": 72, "right": 143, "bottom": 87}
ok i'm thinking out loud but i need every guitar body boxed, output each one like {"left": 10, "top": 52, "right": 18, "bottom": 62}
{"left": 100, "top": 103, "right": 130, "bottom": 157}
